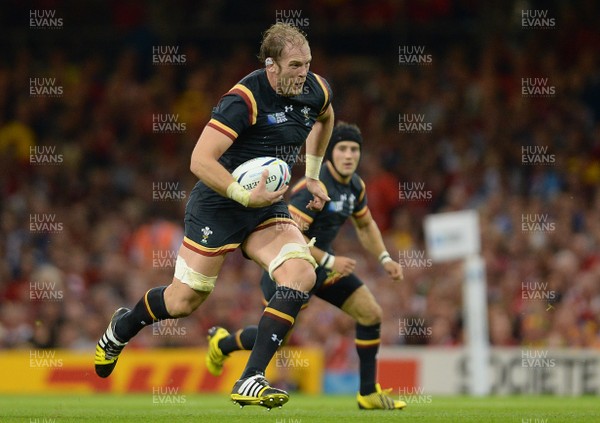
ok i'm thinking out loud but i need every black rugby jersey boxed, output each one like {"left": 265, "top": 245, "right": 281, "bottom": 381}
{"left": 207, "top": 69, "right": 332, "bottom": 172}
{"left": 289, "top": 161, "right": 368, "bottom": 253}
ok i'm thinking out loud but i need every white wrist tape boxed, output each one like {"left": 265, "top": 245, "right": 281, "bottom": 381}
{"left": 305, "top": 154, "right": 323, "bottom": 180}
{"left": 378, "top": 251, "right": 392, "bottom": 264}
{"left": 320, "top": 252, "right": 335, "bottom": 270}
{"left": 226, "top": 181, "right": 250, "bottom": 207}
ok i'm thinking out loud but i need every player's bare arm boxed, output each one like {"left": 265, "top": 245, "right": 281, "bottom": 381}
{"left": 305, "top": 103, "right": 334, "bottom": 210}
{"left": 306, "top": 103, "right": 334, "bottom": 157}
{"left": 352, "top": 209, "right": 404, "bottom": 281}
{"left": 190, "top": 126, "right": 287, "bottom": 207}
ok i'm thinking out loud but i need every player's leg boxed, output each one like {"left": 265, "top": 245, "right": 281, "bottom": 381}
{"left": 315, "top": 275, "right": 381, "bottom": 394}
{"left": 239, "top": 224, "right": 315, "bottom": 377}
{"left": 205, "top": 326, "right": 258, "bottom": 376}
{"left": 96, "top": 183, "right": 248, "bottom": 378}
{"left": 316, "top": 275, "right": 406, "bottom": 410}
{"left": 207, "top": 269, "right": 311, "bottom": 376}
{"left": 95, "top": 243, "right": 225, "bottom": 378}
{"left": 206, "top": 270, "right": 278, "bottom": 375}
{"left": 339, "top": 284, "right": 382, "bottom": 395}
{"left": 230, "top": 221, "right": 316, "bottom": 408}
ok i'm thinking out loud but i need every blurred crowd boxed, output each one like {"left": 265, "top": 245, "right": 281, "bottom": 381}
{"left": 1, "top": 1, "right": 600, "bottom": 374}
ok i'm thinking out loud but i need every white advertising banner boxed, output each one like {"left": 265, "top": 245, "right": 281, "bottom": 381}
{"left": 378, "top": 347, "right": 600, "bottom": 396}
{"left": 424, "top": 209, "right": 480, "bottom": 262}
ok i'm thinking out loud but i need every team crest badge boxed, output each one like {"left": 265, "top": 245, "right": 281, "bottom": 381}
{"left": 201, "top": 226, "right": 213, "bottom": 244}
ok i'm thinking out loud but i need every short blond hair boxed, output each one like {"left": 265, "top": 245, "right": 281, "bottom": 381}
{"left": 258, "top": 23, "right": 308, "bottom": 64}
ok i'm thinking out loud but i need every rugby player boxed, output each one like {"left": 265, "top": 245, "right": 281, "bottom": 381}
{"left": 206, "top": 122, "right": 407, "bottom": 410}
{"left": 94, "top": 22, "right": 334, "bottom": 409}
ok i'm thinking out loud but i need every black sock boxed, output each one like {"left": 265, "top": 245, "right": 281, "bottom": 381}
{"left": 114, "top": 286, "right": 172, "bottom": 342}
{"left": 241, "top": 287, "right": 305, "bottom": 378}
{"left": 219, "top": 326, "right": 258, "bottom": 355}
{"left": 356, "top": 322, "right": 381, "bottom": 395}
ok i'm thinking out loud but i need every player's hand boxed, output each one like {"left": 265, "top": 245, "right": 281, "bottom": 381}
{"left": 305, "top": 178, "right": 330, "bottom": 211}
{"left": 332, "top": 255, "right": 356, "bottom": 277}
{"left": 248, "top": 170, "right": 288, "bottom": 207}
{"left": 384, "top": 260, "right": 404, "bottom": 281}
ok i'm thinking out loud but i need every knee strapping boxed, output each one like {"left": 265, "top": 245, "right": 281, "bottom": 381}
{"left": 268, "top": 238, "right": 317, "bottom": 280}
{"left": 174, "top": 256, "right": 217, "bottom": 292}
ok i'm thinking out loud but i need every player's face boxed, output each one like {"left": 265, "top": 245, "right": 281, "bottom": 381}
{"left": 274, "top": 42, "right": 311, "bottom": 96}
{"left": 332, "top": 141, "right": 361, "bottom": 177}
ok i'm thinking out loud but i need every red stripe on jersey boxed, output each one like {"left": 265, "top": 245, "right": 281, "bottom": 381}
{"left": 229, "top": 88, "right": 255, "bottom": 126}
{"left": 207, "top": 121, "right": 237, "bottom": 141}
{"left": 353, "top": 205, "right": 369, "bottom": 218}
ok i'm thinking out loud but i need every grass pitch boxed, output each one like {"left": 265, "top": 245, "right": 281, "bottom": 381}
{"left": 1, "top": 394, "right": 598, "bottom": 422}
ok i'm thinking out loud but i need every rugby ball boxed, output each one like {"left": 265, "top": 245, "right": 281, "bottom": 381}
{"left": 231, "top": 157, "right": 291, "bottom": 192}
